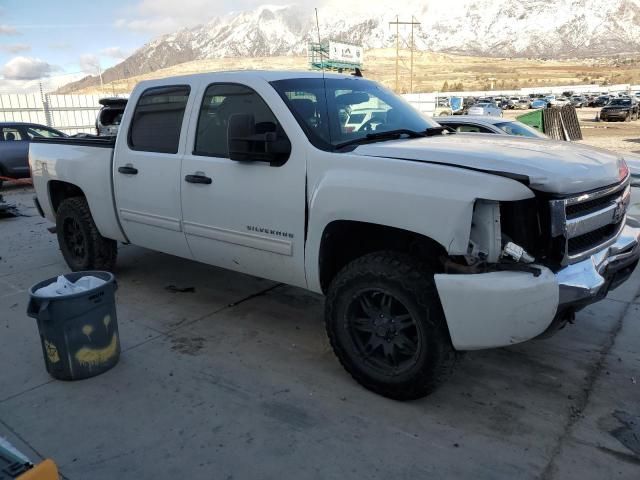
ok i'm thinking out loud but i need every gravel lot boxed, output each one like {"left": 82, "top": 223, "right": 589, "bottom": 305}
{"left": 1, "top": 156, "right": 639, "bottom": 478}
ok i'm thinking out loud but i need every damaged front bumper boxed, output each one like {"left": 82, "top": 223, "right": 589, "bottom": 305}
{"left": 556, "top": 224, "right": 640, "bottom": 307}
{"left": 434, "top": 224, "right": 640, "bottom": 351}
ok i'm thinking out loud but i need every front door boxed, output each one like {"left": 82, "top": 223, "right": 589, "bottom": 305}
{"left": 113, "top": 84, "right": 194, "bottom": 258}
{"left": 180, "top": 81, "right": 307, "bottom": 287}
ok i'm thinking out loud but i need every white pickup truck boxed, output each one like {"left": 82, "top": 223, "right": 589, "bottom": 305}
{"left": 29, "top": 71, "right": 640, "bottom": 400}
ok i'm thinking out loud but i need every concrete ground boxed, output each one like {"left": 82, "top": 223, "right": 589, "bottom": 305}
{"left": 1, "top": 186, "right": 639, "bottom": 480}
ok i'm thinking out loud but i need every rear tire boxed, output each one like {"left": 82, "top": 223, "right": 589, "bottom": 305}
{"left": 626, "top": 112, "right": 632, "bottom": 122}
{"left": 325, "top": 251, "right": 457, "bottom": 400}
{"left": 56, "top": 197, "right": 117, "bottom": 272}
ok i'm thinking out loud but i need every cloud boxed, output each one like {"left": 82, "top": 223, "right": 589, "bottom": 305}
{"left": 100, "top": 47, "right": 129, "bottom": 59}
{"left": 0, "top": 72, "right": 86, "bottom": 94}
{"left": 0, "top": 43, "right": 30, "bottom": 54}
{"left": 0, "top": 24, "right": 18, "bottom": 35}
{"left": 79, "top": 54, "right": 100, "bottom": 74}
{"left": 114, "top": 0, "right": 287, "bottom": 34}
{"left": 1, "top": 56, "right": 56, "bottom": 80}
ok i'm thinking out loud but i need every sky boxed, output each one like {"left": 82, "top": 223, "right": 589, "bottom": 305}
{"left": 0, "top": 0, "right": 286, "bottom": 92}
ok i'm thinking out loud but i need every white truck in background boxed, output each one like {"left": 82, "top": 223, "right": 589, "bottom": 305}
{"left": 29, "top": 71, "right": 640, "bottom": 400}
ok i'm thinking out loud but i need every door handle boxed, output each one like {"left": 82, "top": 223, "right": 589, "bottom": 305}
{"left": 118, "top": 166, "right": 138, "bottom": 175}
{"left": 185, "top": 174, "right": 212, "bottom": 185}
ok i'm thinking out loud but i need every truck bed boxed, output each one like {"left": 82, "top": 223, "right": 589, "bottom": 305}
{"left": 29, "top": 136, "right": 127, "bottom": 243}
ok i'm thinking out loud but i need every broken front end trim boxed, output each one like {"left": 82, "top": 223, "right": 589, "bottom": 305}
{"left": 434, "top": 224, "right": 640, "bottom": 351}
{"left": 556, "top": 223, "right": 640, "bottom": 307}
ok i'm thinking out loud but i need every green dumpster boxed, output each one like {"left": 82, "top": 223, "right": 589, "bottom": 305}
{"left": 517, "top": 110, "right": 544, "bottom": 132}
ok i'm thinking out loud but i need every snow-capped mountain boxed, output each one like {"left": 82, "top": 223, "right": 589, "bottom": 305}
{"left": 61, "top": 0, "right": 640, "bottom": 91}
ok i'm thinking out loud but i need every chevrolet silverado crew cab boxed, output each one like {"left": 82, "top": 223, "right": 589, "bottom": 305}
{"left": 29, "top": 71, "right": 640, "bottom": 400}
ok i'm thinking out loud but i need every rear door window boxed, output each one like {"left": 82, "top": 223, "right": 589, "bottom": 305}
{"left": 1, "top": 127, "right": 24, "bottom": 141}
{"left": 128, "top": 85, "right": 190, "bottom": 154}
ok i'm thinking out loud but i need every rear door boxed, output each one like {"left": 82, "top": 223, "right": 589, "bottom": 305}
{"left": 0, "top": 126, "right": 29, "bottom": 177}
{"left": 113, "top": 84, "right": 194, "bottom": 258}
{"left": 180, "top": 78, "right": 307, "bottom": 287}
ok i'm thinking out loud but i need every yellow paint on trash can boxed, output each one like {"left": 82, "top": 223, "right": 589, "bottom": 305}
{"left": 18, "top": 459, "right": 59, "bottom": 480}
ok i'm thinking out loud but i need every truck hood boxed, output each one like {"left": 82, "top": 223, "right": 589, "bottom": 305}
{"left": 354, "top": 134, "right": 624, "bottom": 194}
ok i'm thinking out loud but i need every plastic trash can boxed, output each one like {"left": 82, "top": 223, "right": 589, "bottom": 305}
{"left": 27, "top": 271, "right": 120, "bottom": 381}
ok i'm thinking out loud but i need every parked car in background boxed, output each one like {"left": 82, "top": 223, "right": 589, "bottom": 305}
{"left": 434, "top": 98, "right": 453, "bottom": 116}
{"left": 545, "top": 95, "right": 570, "bottom": 107}
{"left": 514, "top": 99, "right": 531, "bottom": 110}
{"left": 96, "top": 98, "right": 128, "bottom": 136}
{"left": 531, "top": 99, "right": 548, "bottom": 109}
{"left": 599, "top": 98, "right": 639, "bottom": 122}
{"left": 570, "top": 96, "right": 587, "bottom": 108}
{"left": 593, "top": 95, "right": 611, "bottom": 107}
{"left": 467, "top": 102, "right": 502, "bottom": 116}
{"left": 509, "top": 97, "right": 521, "bottom": 108}
{"left": 0, "top": 122, "right": 66, "bottom": 188}
{"left": 436, "top": 116, "right": 547, "bottom": 138}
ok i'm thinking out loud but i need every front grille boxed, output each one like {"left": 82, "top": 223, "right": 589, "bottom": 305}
{"left": 550, "top": 180, "right": 630, "bottom": 264}
{"left": 566, "top": 190, "right": 621, "bottom": 218}
{"left": 567, "top": 221, "right": 622, "bottom": 256}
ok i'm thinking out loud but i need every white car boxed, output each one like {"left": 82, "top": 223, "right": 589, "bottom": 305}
{"left": 29, "top": 70, "right": 640, "bottom": 400}
{"left": 467, "top": 102, "right": 502, "bottom": 116}
{"left": 545, "top": 95, "right": 570, "bottom": 107}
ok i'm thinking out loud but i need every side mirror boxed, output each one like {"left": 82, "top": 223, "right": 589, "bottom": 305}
{"left": 227, "top": 113, "right": 291, "bottom": 166}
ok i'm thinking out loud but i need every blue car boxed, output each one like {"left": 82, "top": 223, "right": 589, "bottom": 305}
{"left": 531, "top": 99, "right": 548, "bottom": 109}
{"left": 0, "top": 122, "right": 66, "bottom": 189}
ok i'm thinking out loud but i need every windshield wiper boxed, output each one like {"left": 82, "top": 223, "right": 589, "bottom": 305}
{"left": 335, "top": 127, "right": 449, "bottom": 150}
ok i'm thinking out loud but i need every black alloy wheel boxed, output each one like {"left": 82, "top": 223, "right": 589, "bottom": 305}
{"left": 345, "top": 289, "right": 420, "bottom": 375}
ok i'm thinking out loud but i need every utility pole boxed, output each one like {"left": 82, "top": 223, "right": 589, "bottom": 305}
{"left": 410, "top": 16, "right": 415, "bottom": 93}
{"left": 394, "top": 16, "right": 399, "bottom": 92}
{"left": 388, "top": 16, "right": 421, "bottom": 93}
{"left": 97, "top": 62, "right": 104, "bottom": 94}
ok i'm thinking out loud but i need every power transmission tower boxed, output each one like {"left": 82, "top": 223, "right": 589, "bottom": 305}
{"left": 388, "top": 16, "right": 421, "bottom": 93}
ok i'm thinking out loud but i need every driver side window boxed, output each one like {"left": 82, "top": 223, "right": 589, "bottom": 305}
{"left": 194, "top": 83, "right": 286, "bottom": 160}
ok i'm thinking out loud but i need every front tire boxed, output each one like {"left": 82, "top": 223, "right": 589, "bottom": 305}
{"left": 56, "top": 197, "right": 117, "bottom": 272}
{"left": 325, "top": 251, "right": 457, "bottom": 400}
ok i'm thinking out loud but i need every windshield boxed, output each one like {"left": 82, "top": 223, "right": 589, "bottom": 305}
{"left": 609, "top": 99, "right": 631, "bottom": 106}
{"left": 270, "top": 77, "right": 438, "bottom": 151}
{"left": 494, "top": 121, "right": 547, "bottom": 138}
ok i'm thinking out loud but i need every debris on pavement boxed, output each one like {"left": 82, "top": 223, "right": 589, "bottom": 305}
{"left": 165, "top": 285, "right": 196, "bottom": 293}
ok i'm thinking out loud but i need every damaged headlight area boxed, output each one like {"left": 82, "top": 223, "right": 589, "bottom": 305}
{"left": 444, "top": 198, "right": 545, "bottom": 276}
